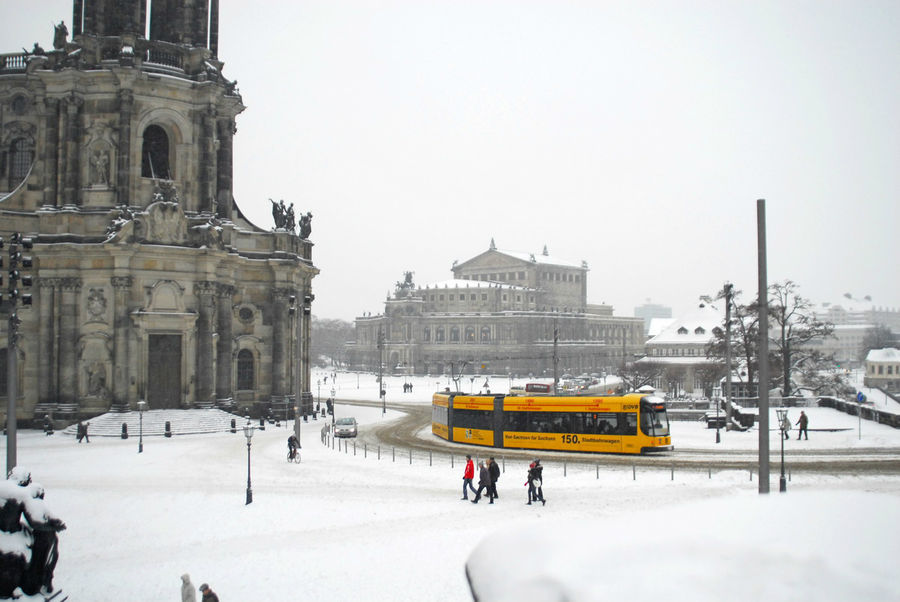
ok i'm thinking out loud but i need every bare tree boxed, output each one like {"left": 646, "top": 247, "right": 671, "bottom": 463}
{"left": 619, "top": 360, "right": 666, "bottom": 393}
{"left": 768, "top": 280, "right": 835, "bottom": 396}
{"left": 706, "top": 287, "right": 760, "bottom": 391}
{"left": 859, "top": 324, "right": 897, "bottom": 361}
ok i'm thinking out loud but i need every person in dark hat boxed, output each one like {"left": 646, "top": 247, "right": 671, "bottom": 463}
{"left": 199, "top": 583, "right": 219, "bottom": 602}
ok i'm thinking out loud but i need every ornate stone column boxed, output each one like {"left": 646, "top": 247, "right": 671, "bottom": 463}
{"left": 195, "top": 280, "right": 217, "bottom": 403}
{"left": 57, "top": 278, "right": 82, "bottom": 404}
{"left": 116, "top": 89, "right": 134, "bottom": 206}
{"left": 41, "top": 97, "right": 60, "bottom": 207}
{"left": 199, "top": 105, "right": 216, "bottom": 213}
{"left": 215, "top": 118, "right": 234, "bottom": 220}
{"left": 37, "top": 278, "right": 60, "bottom": 404}
{"left": 215, "top": 283, "right": 235, "bottom": 402}
{"left": 271, "top": 288, "right": 292, "bottom": 398}
{"left": 111, "top": 276, "right": 133, "bottom": 405}
{"left": 63, "top": 94, "right": 83, "bottom": 206}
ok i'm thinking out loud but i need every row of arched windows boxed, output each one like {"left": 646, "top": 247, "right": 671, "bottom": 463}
{"left": 424, "top": 326, "right": 493, "bottom": 343}
{"left": 3, "top": 124, "right": 170, "bottom": 192}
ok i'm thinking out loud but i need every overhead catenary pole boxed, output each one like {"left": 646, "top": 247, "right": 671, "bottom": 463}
{"left": 724, "top": 283, "right": 734, "bottom": 432}
{"left": 757, "top": 199, "right": 770, "bottom": 494}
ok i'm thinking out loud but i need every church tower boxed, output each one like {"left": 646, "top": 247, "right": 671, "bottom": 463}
{"left": 0, "top": 1, "right": 317, "bottom": 423}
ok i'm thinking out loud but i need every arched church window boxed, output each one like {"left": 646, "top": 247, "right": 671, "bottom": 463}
{"left": 141, "top": 125, "right": 171, "bottom": 179}
{"left": 8, "top": 137, "right": 34, "bottom": 188}
{"left": 465, "top": 327, "right": 475, "bottom": 342}
{"left": 450, "top": 327, "right": 460, "bottom": 342}
{"left": 480, "top": 327, "right": 491, "bottom": 342}
{"left": 436, "top": 327, "right": 445, "bottom": 342}
{"left": 237, "top": 349, "right": 254, "bottom": 390}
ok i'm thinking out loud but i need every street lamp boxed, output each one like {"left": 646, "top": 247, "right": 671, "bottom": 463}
{"left": 243, "top": 423, "right": 255, "bottom": 504}
{"left": 137, "top": 400, "right": 148, "bottom": 453}
{"left": 775, "top": 408, "right": 788, "bottom": 493}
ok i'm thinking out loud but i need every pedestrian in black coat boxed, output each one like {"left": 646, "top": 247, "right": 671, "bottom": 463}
{"left": 488, "top": 457, "right": 500, "bottom": 500}
{"left": 471, "top": 461, "right": 492, "bottom": 504}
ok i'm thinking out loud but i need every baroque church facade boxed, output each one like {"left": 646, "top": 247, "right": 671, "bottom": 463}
{"left": 0, "top": 0, "right": 317, "bottom": 422}
{"left": 347, "top": 242, "right": 644, "bottom": 378}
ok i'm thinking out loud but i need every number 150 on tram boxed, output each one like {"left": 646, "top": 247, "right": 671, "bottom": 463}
{"left": 432, "top": 392, "right": 672, "bottom": 454}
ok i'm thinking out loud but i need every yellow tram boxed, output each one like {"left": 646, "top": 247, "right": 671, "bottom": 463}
{"left": 432, "top": 390, "right": 672, "bottom": 454}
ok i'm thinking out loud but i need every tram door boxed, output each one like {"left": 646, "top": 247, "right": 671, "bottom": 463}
{"left": 148, "top": 334, "right": 182, "bottom": 408}
{"left": 492, "top": 396, "right": 505, "bottom": 448}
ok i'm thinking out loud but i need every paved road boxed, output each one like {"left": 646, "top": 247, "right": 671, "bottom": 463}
{"left": 339, "top": 399, "right": 900, "bottom": 475}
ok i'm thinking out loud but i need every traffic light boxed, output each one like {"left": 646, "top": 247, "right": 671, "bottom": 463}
{"left": 7, "top": 233, "right": 34, "bottom": 306}
{"left": 5, "top": 232, "right": 34, "bottom": 306}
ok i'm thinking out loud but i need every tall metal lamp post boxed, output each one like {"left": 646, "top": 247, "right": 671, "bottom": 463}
{"left": 775, "top": 408, "right": 788, "bottom": 493}
{"left": 377, "top": 327, "right": 385, "bottom": 415}
{"left": 243, "top": 423, "right": 255, "bottom": 504}
{"left": 137, "top": 400, "right": 148, "bottom": 453}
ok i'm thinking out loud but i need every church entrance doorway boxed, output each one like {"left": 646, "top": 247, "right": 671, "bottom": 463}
{"left": 148, "top": 334, "right": 182, "bottom": 408}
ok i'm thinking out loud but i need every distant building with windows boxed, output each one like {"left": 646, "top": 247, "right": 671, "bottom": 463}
{"left": 864, "top": 348, "right": 900, "bottom": 392}
{"left": 346, "top": 241, "right": 644, "bottom": 377}
{"left": 634, "top": 301, "right": 672, "bottom": 335}
{"left": 639, "top": 303, "right": 725, "bottom": 397}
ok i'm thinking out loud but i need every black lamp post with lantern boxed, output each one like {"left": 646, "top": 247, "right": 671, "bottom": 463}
{"left": 243, "top": 423, "right": 255, "bottom": 504}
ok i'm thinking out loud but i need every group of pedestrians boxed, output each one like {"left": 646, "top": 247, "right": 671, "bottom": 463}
{"left": 180, "top": 574, "right": 219, "bottom": 602}
{"left": 779, "top": 410, "right": 810, "bottom": 440}
{"left": 461, "top": 454, "right": 546, "bottom": 506}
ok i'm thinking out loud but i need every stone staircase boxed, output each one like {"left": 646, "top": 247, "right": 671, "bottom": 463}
{"left": 60, "top": 408, "right": 245, "bottom": 437}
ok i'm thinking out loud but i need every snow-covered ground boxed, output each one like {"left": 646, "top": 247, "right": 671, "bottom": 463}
{"left": 3, "top": 371, "right": 899, "bottom": 601}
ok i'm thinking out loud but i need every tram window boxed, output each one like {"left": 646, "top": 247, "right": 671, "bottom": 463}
{"left": 552, "top": 413, "right": 572, "bottom": 433}
{"left": 621, "top": 413, "right": 637, "bottom": 436}
{"left": 596, "top": 413, "right": 617, "bottom": 434}
{"left": 506, "top": 412, "right": 528, "bottom": 431}
{"left": 455, "top": 408, "right": 492, "bottom": 430}
{"left": 640, "top": 408, "right": 670, "bottom": 436}
{"left": 530, "top": 413, "right": 550, "bottom": 433}
{"left": 432, "top": 405, "right": 448, "bottom": 425}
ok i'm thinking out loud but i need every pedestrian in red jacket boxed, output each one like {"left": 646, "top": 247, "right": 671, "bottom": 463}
{"left": 461, "top": 454, "right": 478, "bottom": 500}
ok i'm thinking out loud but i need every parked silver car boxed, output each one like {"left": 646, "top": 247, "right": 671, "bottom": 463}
{"left": 334, "top": 417, "right": 358, "bottom": 438}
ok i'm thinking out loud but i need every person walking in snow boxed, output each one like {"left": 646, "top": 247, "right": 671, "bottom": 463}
{"left": 488, "top": 457, "right": 500, "bottom": 500}
{"left": 796, "top": 411, "right": 809, "bottom": 440}
{"left": 199, "top": 582, "right": 220, "bottom": 602}
{"left": 461, "top": 454, "right": 478, "bottom": 500}
{"left": 527, "top": 459, "right": 546, "bottom": 505}
{"left": 781, "top": 412, "right": 791, "bottom": 440}
{"left": 471, "top": 461, "right": 492, "bottom": 504}
{"left": 181, "top": 573, "right": 197, "bottom": 602}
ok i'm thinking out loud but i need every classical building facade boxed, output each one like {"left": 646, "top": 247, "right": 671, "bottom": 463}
{"left": 864, "top": 348, "right": 900, "bottom": 392}
{"left": 346, "top": 242, "right": 644, "bottom": 377}
{"left": 639, "top": 303, "right": 725, "bottom": 397}
{"left": 0, "top": 0, "right": 317, "bottom": 422}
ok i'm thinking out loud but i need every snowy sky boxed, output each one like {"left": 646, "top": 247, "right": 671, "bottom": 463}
{"left": 4, "top": 1, "right": 899, "bottom": 321}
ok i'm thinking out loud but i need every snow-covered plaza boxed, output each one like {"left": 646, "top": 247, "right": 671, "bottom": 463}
{"left": 4, "top": 371, "right": 900, "bottom": 601}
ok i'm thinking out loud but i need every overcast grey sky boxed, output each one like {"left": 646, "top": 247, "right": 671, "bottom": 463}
{"left": 6, "top": 1, "right": 899, "bottom": 321}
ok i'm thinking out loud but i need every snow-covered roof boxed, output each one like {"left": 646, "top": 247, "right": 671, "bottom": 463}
{"left": 867, "top": 348, "right": 900, "bottom": 362}
{"left": 647, "top": 303, "right": 723, "bottom": 345}
{"left": 647, "top": 317, "right": 675, "bottom": 337}
{"left": 420, "top": 279, "right": 533, "bottom": 292}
